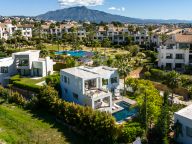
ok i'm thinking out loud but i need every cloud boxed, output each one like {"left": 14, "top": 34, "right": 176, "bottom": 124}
{"left": 108, "top": 6, "right": 125, "bottom": 11}
{"left": 58, "top": 0, "right": 104, "bottom": 7}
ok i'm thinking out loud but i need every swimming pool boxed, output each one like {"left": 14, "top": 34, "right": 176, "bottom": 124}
{"left": 55, "top": 50, "right": 93, "bottom": 57}
{"left": 112, "top": 101, "right": 138, "bottom": 122}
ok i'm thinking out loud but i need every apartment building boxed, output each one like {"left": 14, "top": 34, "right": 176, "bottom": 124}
{"left": 17, "top": 24, "right": 33, "bottom": 39}
{"left": 0, "top": 50, "right": 55, "bottom": 86}
{"left": 0, "top": 23, "right": 17, "bottom": 40}
{"left": 158, "top": 33, "right": 192, "bottom": 70}
{"left": 174, "top": 105, "right": 192, "bottom": 144}
{"left": 60, "top": 66, "right": 120, "bottom": 112}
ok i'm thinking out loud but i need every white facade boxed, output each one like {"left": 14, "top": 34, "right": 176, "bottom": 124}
{"left": 174, "top": 105, "right": 192, "bottom": 144}
{"left": 0, "top": 57, "right": 16, "bottom": 85}
{"left": 0, "top": 50, "right": 55, "bottom": 86}
{"left": 0, "top": 23, "right": 32, "bottom": 40}
{"left": 158, "top": 34, "right": 192, "bottom": 70}
{"left": 17, "top": 26, "right": 32, "bottom": 38}
{"left": 60, "top": 66, "right": 120, "bottom": 113}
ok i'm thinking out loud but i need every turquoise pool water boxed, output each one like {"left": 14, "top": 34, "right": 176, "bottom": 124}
{"left": 112, "top": 101, "right": 138, "bottom": 122}
{"left": 55, "top": 50, "right": 93, "bottom": 57}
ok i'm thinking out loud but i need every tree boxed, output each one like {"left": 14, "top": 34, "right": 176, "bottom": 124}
{"left": 102, "top": 38, "right": 111, "bottom": 57}
{"left": 40, "top": 49, "right": 49, "bottom": 58}
{"left": 12, "top": 19, "right": 17, "bottom": 26}
{"left": 159, "top": 33, "right": 169, "bottom": 45}
{"left": 13, "top": 30, "right": 22, "bottom": 49}
{"left": 92, "top": 40, "right": 101, "bottom": 51}
{"left": 134, "top": 80, "right": 163, "bottom": 133}
{"left": 158, "top": 91, "right": 170, "bottom": 144}
{"left": 164, "top": 71, "right": 181, "bottom": 105}
{"left": 128, "top": 25, "right": 134, "bottom": 34}
{"left": 114, "top": 54, "right": 133, "bottom": 96}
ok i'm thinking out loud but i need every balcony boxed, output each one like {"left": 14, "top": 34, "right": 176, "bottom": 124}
{"left": 85, "top": 88, "right": 110, "bottom": 99}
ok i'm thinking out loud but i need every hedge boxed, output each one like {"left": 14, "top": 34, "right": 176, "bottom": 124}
{"left": 37, "top": 86, "right": 118, "bottom": 143}
{"left": 13, "top": 81, "right": 41, "bottom": 93}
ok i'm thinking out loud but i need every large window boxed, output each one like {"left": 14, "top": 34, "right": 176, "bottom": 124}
{"left": 1, "top": 67, "right": 8, "bottom": 73}
{"left": 176, "top": 54, "right": 184, "bottom": 59}
{"left": 186, "top": 127, "right": 192, "bottom": 137}
{"left": 111, "top": 77, "right": 117, "bottom": 84}
{"left": 175, "top": 63, "right": 183, "bottom": 69}
{"left": 179, "top": 43, "right": 190, "bottom": 49}
{"left": 18, "top": 59, "right": 29, "bottom": 66}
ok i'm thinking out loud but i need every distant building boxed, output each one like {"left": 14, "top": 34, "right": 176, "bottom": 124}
{"left": 60, "top": 66, "right": 120, "bottom": 112}
{"left": 158, "top": 33, "right": 192, "bottom": 70}
{"left": 174, "top": 105, "right": 192, "bottom": 144}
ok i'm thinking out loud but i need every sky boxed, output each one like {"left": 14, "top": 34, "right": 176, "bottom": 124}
{"left": 1, "top": 0, "right": 192, "bottom": 20}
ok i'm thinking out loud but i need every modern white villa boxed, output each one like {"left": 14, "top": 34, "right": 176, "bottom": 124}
{"left": 174, "top": 105, "right": 192, "bottom": 144}
{"left": 60, "top": 66, "right": 120, "bottom": 113}
{"left": 0, "top": 50, "right": 55, "bottom": 86}
{"left": 158, "top": 33, "right": 192, "bottom": 70}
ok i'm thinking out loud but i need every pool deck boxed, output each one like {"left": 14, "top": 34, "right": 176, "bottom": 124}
{"left": 112, "top": 96, "right": 137, "bottom": 114}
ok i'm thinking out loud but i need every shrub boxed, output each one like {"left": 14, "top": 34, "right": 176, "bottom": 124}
{"left": 37, "top": 86, "right": 118, "bottom": 143}
{"left": 45, "top": 74, "right": 60, "bottom": 92}
{"left": 0, "top": 86, "right": 9, "bottom": 100}
{"left": 144, "top": 71, "right": 151, "bottom": 79}
{"left": 150, "top": 69, "right": 166, "bottom": 81}
{"left": 118, "top": 122, "right": 144, "bottom": 143}
{"left": 9, "top": 92, "right": 26, "bottom": 106}
{"left": 13, "top": 81, "right": 40, "bottom": 93}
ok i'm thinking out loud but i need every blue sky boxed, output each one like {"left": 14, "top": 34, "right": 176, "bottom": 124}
{"left": 1, "top": 0, "right": 192, "bottom": 20}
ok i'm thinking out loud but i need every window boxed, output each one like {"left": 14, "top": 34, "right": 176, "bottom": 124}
{"left": 64, "top": 88, "right": 68, "bottom": 94}
{"left": 186, "top": 127, "right": 192, "bottom": 137}
{"left": 1, "top": 67, "right": 8, "bottom": 73}
{"left": 111, "top": 77, "right": 117, "bottom": 84}
{"left": 176, "top": 54, "right": 184, "bottom": 59}
{"left": 64, "top": 76, "right": 67, "bottom": 83}
{"left": 68, "top": 77, "right": 70, "bottom": 84}
{"left": 73, "top": 93, "right": 78, "bottom": 100}
{"left": 102, "top": 79, "right": 108, "bottom": 86}
{"left": 179, "top": 43, "right": 189, "bottom": 49}
{"left": 166, "top": 53, "right": 173, "bottom": 59}
{"left": 175, "top": 63, "right": 183, "bottom": 69}
{"left": 18, "top": 59, "right": 29, "bottom": 66}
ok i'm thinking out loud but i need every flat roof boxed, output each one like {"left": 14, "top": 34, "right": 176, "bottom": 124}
{"left": 0, "top": 57, "right": 13, "bottom": 62}
{"left": 175, "top": 104, "right": 192, "bottom": 120}
{"left": 61, "top": 67, "right": 99, "bottom": 79}
{"left": 83, "top": 66, "right": 117, "bottom": 76}
{"left": 13, "top": 50, "right": 40, "bottom": 55}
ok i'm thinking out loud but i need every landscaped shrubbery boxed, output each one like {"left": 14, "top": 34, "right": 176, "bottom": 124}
{"left": 0, "top": 86, "right": 26, "bottom": 106}
{"left": 13, "top": 81, "right": 40, "bottom": 93}
{"left": 118, "top": 122, "right": 144, "bottom": 143}
{"left": 0, "top": 85, "right": 122, "bottom": 143}
{"left": 10, "top": 75, "right": 41, "bottom": 93}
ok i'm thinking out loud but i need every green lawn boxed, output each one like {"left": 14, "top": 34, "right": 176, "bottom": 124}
{"left": 0, "top": 102, "right": 85, "bottom": 144}
{"left": 11, "top": 75, "right": 45, "bottom": 85}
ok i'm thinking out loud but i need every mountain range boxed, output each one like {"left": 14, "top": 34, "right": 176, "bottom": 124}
{"left": 1, "top": 6, "right": 191, "bottom": 24}
{"left": 36, "top": 6, "right": 192, "bottom": 24}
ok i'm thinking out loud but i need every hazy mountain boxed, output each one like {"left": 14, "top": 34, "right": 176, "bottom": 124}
{"left": 36, "top": 6, "right": 192, "bottom": 24}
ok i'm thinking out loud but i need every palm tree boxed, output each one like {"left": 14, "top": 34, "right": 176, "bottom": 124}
{"left": 148, "top": 31, "right": 153, "bottom": 49}
{"left": 13, "top": 30, "right": 22, "bottom": 49}
{"left": 159, "top": 33, "right": 169, "bottom": 46}
{"left": 114, "top": 54, "right": 132, "bottom": 96}
{"left": 128, "top": 25, "right": 134, "bottom": 35}
{"left": 102, "top": 38, "right": 111, "bottom": 57}
{"left": 164, "top": 71, "right": 181, "bottom": 105}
